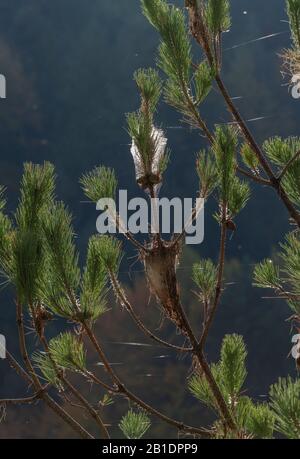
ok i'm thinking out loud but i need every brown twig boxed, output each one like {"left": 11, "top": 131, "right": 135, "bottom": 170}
{"left": 6, "top": 349, "right": 34, "bottom": 387}
{"left": 115, "top": 210, "right": 149, "bottom": 253}
{"left": 171, "top": 199, "right": 205, "bottom": 248}
{"left": 109, "top": 271, "right": 192, "bottom": 352}
{"left": 164, "top": 291, "right": 237, "bottom": 431}
{"left": 200, "top": 204, "right": 227, "bottom": 349}
{"left": 237, "top": 166, "right": 271, "bottom": 186}
{"left": 58, "top": 374, "right": 109, "bottom": 439}
{"left": 0, "top": 390, "right": 47, "bottom": 406}
{"left": 83, "top": 370, "right": 116, "bottom": 394}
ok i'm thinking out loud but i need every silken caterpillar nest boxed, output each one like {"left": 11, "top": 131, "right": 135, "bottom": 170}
{"left": 141, "top": 240, "right": 187, "bottom": 335}
{"left": 130, "top": 125, "right": 169, "bottom": 193}
{"left": 129, "top": 103, "right": 185, "bottom": 332}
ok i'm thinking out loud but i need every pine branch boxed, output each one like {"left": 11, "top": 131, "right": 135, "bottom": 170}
{"left": 82, "top": 320, "right": 212, "bottom": 437}
{"left": 30, "top": 307, "right": 110, "bottom": 439}
{"left": 278, "top": 149, "right": 300, "bottom": 182}
{"left": 186, "top": 2, "right": 300, "bottom": 227}
{"left": 159, "top": 285, "right": 237, "bottom": 431}
{"left": 16, "top": 300, "right": 93, "bottom": 439}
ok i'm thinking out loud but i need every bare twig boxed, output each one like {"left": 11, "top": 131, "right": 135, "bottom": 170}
{"left": 171, "top": 198, "right": 205, "bottom": 248}
{"left": 200, "top": 204, "right": 227, "bottom": 349}
{"left": 237, "top": 166, "right": 271, "bottom": 186}
{"left": 109, "top": 271, "right": 192, "bottom": 352}
{"left": 83, "top": 370, "right": 116, "bottom": 394}
{"left": 0, "top": 390, "right": 48, "bottom": 406}
{"left": 6, "top": 349, "right": 34, "bottom": 387}
{"left": 114, "top": 210, "right": 149, "bottom": 253}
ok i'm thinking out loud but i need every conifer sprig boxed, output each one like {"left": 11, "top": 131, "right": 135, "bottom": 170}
{"left": 42, "top": 202, "right": 80, "bottom": 300}
{"left": 142, "top": 0, "right": 213, "bottom": 133}
{"left": 80, "top": 236, "right": 109, "bottom": 321}
{"left": 287, "top": 0, "right": 300, "bottom": 48}
{"left": 193, "top": 259, "right": 217, "bottom": 305}
{"left": 119, "top": 410, "right": 151, "bottom": 439}
{"left": 270, "top": 377, "right": 300, "bottom": 439}
{"left": 127, "top": 68, "right": 169, "bottom": 191}
{"left": 49, "top": 333, "right": 86, "bottom": 373}
{"left": 16, "top": 162, "right": 55, "bottom": 231}
{"left": 80, "top": 166, "right": 117, "bottom": 203}
{"left": 205, "top": 0, "right": 231, "bottom": 36}
{"left": 196, "top": 149, "right": 218, "bottom": 198}
{"left": 134, "top": 68, "right": 162, "bottom": 114}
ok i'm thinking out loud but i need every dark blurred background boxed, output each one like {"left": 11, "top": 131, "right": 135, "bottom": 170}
{"left": 0, "top": 0, "right": 299, "bottom": 438}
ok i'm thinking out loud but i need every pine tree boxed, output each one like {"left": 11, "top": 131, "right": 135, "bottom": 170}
{"left": 0, "top": 0, "right": 299, "bottom": 439}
